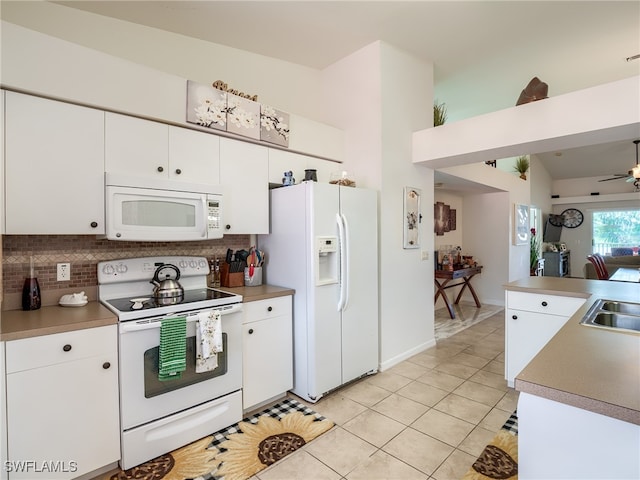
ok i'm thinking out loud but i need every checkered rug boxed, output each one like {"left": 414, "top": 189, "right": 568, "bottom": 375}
{"left": 209, "top": 397, "right": 328, "bottom": 450}
{"left": 106, "top": 397, "right": 334, "bottom": 480}
{"left": 462, "top": 410, "right": 519, "bottom": 480}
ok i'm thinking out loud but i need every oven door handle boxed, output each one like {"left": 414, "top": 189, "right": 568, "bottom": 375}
{"left": 119, "top": 303, "right": 243, "bottom": 333}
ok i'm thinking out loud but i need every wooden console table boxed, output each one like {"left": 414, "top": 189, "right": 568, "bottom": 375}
{"left": 434, "top": 266, "right": 483, "bottom": 319}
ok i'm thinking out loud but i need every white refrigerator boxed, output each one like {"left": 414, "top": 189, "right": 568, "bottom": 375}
{"left": 258, "top": 181, "right": 379, "bottom": 403}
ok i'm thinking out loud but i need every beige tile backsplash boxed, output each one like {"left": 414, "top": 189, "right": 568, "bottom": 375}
{"left": 1, "top": 234, "right": 249, "bottom": 307}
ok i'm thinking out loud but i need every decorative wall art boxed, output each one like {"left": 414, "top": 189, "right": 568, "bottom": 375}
{"left": 514, "top": 203, "right": 530, "bottom": 245}
{"left": 225, "top": 92, "right": 261, "bottom": 140}
{"left": 449, "top": 209, "right": 457, "bottom": 230}
{"left": 434, "top": 202, "right": 457, "bottom": 236}
{"left": 186, "top": 80, "right": 227, "bottom": 132}
{"left": 403, "top": 187, "right": 421, "bottom": 249}
{"left": 260, "top": 105, "right": 290, "bottom": 147}
{"left": 186, "top": 80, "right": 289, "bottom": 146}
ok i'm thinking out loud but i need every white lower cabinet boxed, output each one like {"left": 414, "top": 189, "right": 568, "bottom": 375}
{"left": 505, "top": 291, "right": 586, "bottom": 386}
{"left": 242, "top": 296, "right": 293, "bottom": 410}
{"left": 5, "top": 326, "right": 120, "bottom": 479}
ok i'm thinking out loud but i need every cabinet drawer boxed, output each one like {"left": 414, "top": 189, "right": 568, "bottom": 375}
{"left": 506, "top": 291, "right": 586, "bottom": 317}
{"left": 6, "top": 325, "right": 117, "bottom": 374}
{"left": 243, "top": 296, "right": 292, "bottom": 324}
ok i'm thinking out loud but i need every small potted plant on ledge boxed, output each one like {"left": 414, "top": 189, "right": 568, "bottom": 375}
{"left": 514, "top": 155, "right": 529, "bottom": 180}
{"left": 434, "top": 101, "right": 447, "bottom": 126}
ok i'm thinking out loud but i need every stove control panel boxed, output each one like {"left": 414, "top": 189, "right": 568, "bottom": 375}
{"left": 98, "top": 256, "right": 209, "bottom": 284}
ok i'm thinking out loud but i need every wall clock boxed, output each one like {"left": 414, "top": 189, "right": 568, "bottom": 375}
{"left": 562, "top": 208, "right": 584, "bottom": 228}
{"left": 548, "top": 214, "right": 564, "bottom": 227}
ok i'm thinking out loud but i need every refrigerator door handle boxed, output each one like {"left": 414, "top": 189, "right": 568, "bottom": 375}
{"left": 337, "top": 212, "right": 350, "bottom": 312}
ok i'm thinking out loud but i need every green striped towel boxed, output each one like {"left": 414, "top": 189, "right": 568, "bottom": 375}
{"left": 158, "top": 316, "right": 187, "bottom": 381}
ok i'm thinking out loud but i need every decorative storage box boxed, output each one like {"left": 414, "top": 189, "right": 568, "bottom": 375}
{"left": 220, "top": 263, "right": 244, "bottom": 288}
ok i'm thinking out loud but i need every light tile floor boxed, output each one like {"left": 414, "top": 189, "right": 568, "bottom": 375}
{"left": 253, "top": 302, "right": 518, "bottom": 480}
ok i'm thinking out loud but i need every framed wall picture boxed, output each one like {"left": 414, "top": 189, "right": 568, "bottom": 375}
{"left": 514, "top": 203, "right": 530, "bottom": 245}
{"left": 434, "top": 202, "right": 445, "bottom": 236}
{"left": 403, "top": 187, "right": 421, "bottom": 248}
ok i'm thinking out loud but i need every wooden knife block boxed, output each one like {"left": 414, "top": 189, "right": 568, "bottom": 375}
{"left": 220, "top": 263, "right": 244, "bottom": 288}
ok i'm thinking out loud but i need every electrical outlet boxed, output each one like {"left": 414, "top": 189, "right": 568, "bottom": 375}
{"left": 57, "top": 263, "right": 71, "bottom": 281}
{"left": 421, "top": 251, "right": 429, "bottom": 261}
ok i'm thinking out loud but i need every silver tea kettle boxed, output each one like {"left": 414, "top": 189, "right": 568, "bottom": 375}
{"left": 150, "top": 264, "right": 184, "bottom": 301}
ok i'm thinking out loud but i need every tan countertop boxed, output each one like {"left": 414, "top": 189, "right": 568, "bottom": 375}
{"left": 506, "top": 276, "right": 640, "bottom": 425}
{"left": 0, "top": 284, "right": 294, "bottom": 342}
{"left": 0, "top": 302, "right": 118, "bottom": 341}
{"left": 218, "top": 284, "right": 295, "bottom": 302}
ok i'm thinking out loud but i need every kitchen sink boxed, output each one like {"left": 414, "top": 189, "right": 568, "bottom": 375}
{"left": 580, "top": 299, "right": 640, "bottom": 334}
{"left": 600, "top": 301, "right": 640, "bottom": 316}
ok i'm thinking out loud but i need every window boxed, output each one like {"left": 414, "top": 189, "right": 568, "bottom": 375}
{"left": 592, "top": 209, "right": 640, "bottom": 255}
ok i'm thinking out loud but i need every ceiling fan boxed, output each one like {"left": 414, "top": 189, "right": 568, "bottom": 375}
{"left": 598, "top": 140, "right": 640, "bottom": 189}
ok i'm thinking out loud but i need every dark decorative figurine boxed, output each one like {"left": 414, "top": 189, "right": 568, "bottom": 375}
{"left": 516, "top": 77, "right": 549, "bottom": 105}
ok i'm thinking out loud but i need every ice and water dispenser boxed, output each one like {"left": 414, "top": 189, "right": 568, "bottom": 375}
{"left": 316, "top": 236, "right": 338, "bottom": 285}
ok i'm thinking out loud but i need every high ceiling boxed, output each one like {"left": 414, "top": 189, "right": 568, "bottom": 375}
{"left": 39, "top": 1, "right": 640, "bottom": 180}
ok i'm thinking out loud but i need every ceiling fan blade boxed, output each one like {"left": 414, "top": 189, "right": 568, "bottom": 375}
{"left": 598, "top": 175, "right": 628, "bottom": 182}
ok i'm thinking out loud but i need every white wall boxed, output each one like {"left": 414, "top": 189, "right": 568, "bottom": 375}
{"left": 0, "top": 21, "right": 343, "bottom": 160}
{"left": 462, "top": 191, "right": 511, "bottom": 306}
{"left": 552, "top": 176, "right": 638, "bottom": 198}
{"left": 0, "top": 1, "right": 325, "bottom": 122}
{"left": 322, "top": 42, "right": 435, "bottom": 370}
{"left": 530, "top": 155, "right": 553, "bottom": 215}
{"left": 379, "top": 43, "right": 434, "bottom": 367}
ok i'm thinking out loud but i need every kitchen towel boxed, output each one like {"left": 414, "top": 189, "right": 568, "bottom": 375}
{"left": 158, "top": 316, "right": 187, "bottom": 381}
{"left": 196, "top": 310, "right": 223, "bottom": 373}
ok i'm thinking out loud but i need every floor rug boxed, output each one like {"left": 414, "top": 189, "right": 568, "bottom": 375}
{"left": 106, "top": 398, "right": 334, "bottom": 480}
{"left": 462, "top": 410, "right": 518, "bottom": 480}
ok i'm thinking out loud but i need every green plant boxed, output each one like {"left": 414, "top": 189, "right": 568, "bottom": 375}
{"left": 530, "top": 227, "right": 540, "bottom": 272}
{"left": 514, "top": 155, "right": 529, "bottom": 178}
{"left": 433, "top": 101, "right": 447, "bottom": 126}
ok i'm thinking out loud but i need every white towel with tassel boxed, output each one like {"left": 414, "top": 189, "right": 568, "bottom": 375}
{"left": 196, "top": 310, "right": 223, "bottom": 373}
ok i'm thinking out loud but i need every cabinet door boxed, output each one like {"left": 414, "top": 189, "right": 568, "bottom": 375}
{"left": 105, "top": 112, "right": 169, "bottom": 178}
{"left": 506, "top": 309, "right": 568, "bottom": 385}
{"left": 6, "top": 347, "right": 119, "bottom": 478}
{"left": 0, "top": 91, "right": 4, "bottom": 235}
{"left": 168, "top": 126, "right": 220, "bottom": 184}
{"left": 220, "top": 138, "right": 269, "bottom": 234}
{"left": 5, "top": 92, "right": 105, "bottom": 234}
{"left": 243, "top": 314, "right": 293, "bottom": 410}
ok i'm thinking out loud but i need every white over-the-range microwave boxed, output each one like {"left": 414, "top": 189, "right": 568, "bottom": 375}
{"left": 104, "top": 173, "right": 223, "bottom": 242}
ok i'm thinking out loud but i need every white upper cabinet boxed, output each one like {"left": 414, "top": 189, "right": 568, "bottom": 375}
{"left": 4, "top": 92, "right": 105, "bottom": 234}
{"left": 105, "top": 113, "right": 220, "bottom": 184}
{"left": 169, "top": 126, "right": 220, "bottom": 184}
{"left": 0, "top": 91, "right": 5, "bottom": 235}
{"left": 105, "top": 112, "right": 168, "bottom": 178}
{"left": 220, "top": 138, "right": 269, "bottom": 234}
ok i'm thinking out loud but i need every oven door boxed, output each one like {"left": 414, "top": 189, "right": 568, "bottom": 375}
{"left": 118, "top": 303, "right": 242, "bottom": 430}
